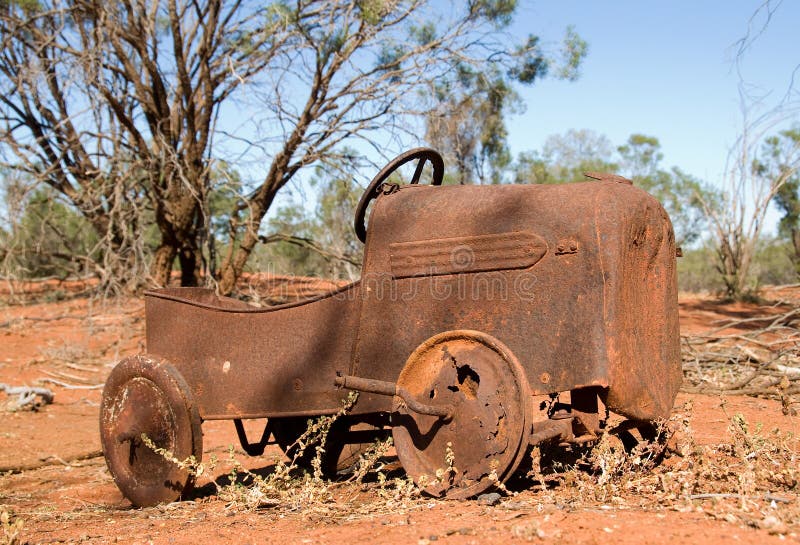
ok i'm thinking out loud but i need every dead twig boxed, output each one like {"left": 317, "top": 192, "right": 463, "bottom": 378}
{"left": 36, "top": 378, "right": 104, "bottom": 390}
{"left": 40, "top": 369, "right": 100, "bottom": 385}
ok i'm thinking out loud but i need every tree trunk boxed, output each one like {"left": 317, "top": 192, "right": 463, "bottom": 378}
{"left": 716, "top": 240, "right": 744, "bottom": 300}
{"left": 217, "top": 224, "right": 261, "bottom": 295}
{"left": 150, "top": 173, "right": 204, "bottom": 288}
{"left": 178, "top": 245, "right": 201, "bottom": 287}
{"left": 151, "top": 244, "right": 177, "bottom": 288}
{"left": 150, "top": 238, "right": 202, "bottom": 289}
{"left": 217, "top": 186, "right": 280, "bottom": 295}
{"left": 217, "top": 169, "right": 284, "bottom": 295}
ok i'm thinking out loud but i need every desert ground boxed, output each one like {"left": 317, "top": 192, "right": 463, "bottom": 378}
{"left": 0, "top": 281, "right": 798, "bottom": 544}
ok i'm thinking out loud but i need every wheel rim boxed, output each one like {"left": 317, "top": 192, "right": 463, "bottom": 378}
{"left": 100, "top": 356, "right": 202, "bottom": 507}
{"left": 392, "top": 330, "right": 530, "bottom": 499}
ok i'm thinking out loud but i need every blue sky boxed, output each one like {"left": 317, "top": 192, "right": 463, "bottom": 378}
{"left": 506, "top": 1, "right": 799, "bottom": 184}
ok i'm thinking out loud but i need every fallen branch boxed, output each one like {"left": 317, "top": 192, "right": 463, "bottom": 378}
{"left": 0, "top": 383, "right": 54, "bottom": 409}
{"left": 681, "top": 307, "right": 800, "bottom": 402}
{"left": 696, "top": 307, "right": 800, "bottom": 337}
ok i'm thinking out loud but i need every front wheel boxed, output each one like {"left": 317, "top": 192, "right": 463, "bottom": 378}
{"left": 392, "top": 330, "right": 531, "bottom": 499}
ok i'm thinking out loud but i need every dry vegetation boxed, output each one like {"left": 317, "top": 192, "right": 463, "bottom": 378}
{"left": 529, "top": 406, "right": 798, "bottom": 532}
{"left": 1, "top": 507, "right": 24, "bottom": 545}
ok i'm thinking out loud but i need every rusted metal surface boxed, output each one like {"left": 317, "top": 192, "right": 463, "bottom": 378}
{"left": 353, "top": 178, "right": 681, "bottom": 422}
{"left": 144, "top": 285, "right": 360, "bottom": 419}
{"left": 391, "top": 330, "right": 530, "bottom": 499}
{"left": 334, "top": 374, "right": 452, "bottom": 418}
{"left": 389, "top": 231, "right": 547, "bottom": 278}
{"left": 100, "top": 355, "right": 202, "bottom": 507}
{"left": 102, "top": 148, "right": 681, "bottom": 505}
{"left": 528, "top": 418, "right": 573, "bottom": 445}
{"left": 570, "top": 387, "right": 601, "bottom": 438}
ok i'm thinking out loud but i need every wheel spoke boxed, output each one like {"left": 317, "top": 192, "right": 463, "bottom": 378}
{"left": 410, "top": 157, "right": 427, "bottom": 185}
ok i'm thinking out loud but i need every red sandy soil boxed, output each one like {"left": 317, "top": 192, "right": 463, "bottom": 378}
{"left": 0, "top": 284, "right": 798, "bottom": 544}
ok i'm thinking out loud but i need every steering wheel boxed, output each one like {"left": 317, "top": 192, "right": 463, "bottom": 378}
{"left": 354, "top": 148, "right": 444, "bottom": 243}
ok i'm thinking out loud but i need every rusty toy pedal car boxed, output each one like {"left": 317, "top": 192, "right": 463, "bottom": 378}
{"left": 100, "top": 148, "right": 681, "bottom": 506}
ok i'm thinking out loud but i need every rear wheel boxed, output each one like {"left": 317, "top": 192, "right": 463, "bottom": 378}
{"left": 100, "top": 356, "right": 202, "bottom": 507}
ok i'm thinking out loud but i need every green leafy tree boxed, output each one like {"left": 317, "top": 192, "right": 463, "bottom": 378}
{"left": 1, "top": 186, "right": 99, "bottom": 278}
{"left": 426, "top": 28, "right": 587, "bottom": 185}
{"left": 260, "top": 159, "right": 363, "bottom": 280}
{"left": 425, "top": 66, "right": 520, "bottom": 185}
{"left": 513, "top": 129, "right": 617, "bottom": 185}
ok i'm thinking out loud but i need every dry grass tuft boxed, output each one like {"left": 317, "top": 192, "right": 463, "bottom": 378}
{"left": 142, "top": 392, "right": 431, "bottom": 518}
{"left": 0, "top": 506, "right": 24, "bottom": 545}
